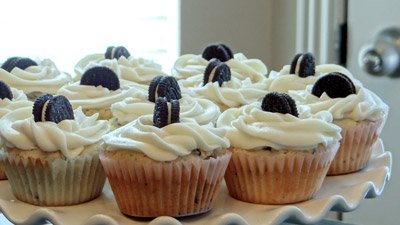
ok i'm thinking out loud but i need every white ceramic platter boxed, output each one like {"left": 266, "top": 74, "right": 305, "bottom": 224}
{"left": 0, "top": 139, "right": 392, "bottom": 225}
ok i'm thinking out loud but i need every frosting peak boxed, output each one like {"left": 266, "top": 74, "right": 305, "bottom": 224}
{"left": 111, "top": 94, "right": 221, "bottom": 126}
{"left": 172, "top": 53, "right": 268, "bottom": 83}
{"left": 57, "top": 82, "right": 146, "bottom": 110}
{"left": 74, "top": 53, "right": 166, "bottom": 85}
{"left": 217, "top": 103, "right": 342, "bottom": 150}
{"left": 290, "top": 86, "right": 389, "bottom": 122}
{"left": 103, "top": 116, "right": 230, "bottom": 161}
{"left": 0, "top": 58, "right": 72, "bottom": 95}
{"left": 0, "top": 107, "right": 109, "bottom": 158}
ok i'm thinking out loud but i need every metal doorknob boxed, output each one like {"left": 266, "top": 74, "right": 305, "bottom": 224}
{"left": 358, "top": 27, "right": 400, "bottom": 78}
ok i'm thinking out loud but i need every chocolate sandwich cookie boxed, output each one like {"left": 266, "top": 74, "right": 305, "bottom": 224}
{"left": 1, "top": 57, "right": 19, "bottom": 72}
{"left": 261, "top": 92, "right": 299, "bottom": 117}
{"left": 202, "top": 43, "right": 234, "bottom": 62}
{"left": 1, "top": 57, "right": 38, "bottom": 73}
{"left": 311, "top": 72, "right": 356, "bottom": 98}
{"left": 289, "top": 53, "right": 315, "bottom": 77}
{"left": 80, "top": 66, "right": 120, "bottom": 91}
{"left": 33, "top": 94, "right": 74, "bottom": 124}
{"left": 0, "top": 81, "right": 13, "bottom": 100}
{"left": 105, "top": 46, "right": 131, "bottom": 59}
{"left": 203, "top": 59, "right": 231, "bottom": 86}
{"left": 153, "top": 97, "right": 180, "bottom": 128}
{"left": 148, "top": 76, "right": 182, "bottom": 102}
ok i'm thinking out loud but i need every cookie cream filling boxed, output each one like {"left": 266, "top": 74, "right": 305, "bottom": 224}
{"left": 41, "top": 100, "right": 51, "bottom": 122}
{"left": 167, "top": 102, "right": 172, "bottom": 124}
{"left": 295, "top": 55, "right": 304, "bottom": 75}
{"left": 102, "top": 115, "right": 230, "bottom": 161}
{"left": 216, "top": 103, "right": 342, "bottom": 150}
{"left": 207, "top": 67, "right": 218, "bottom": 83}
{"left": 110, "top": 47, "right": 117, "bottom": 59}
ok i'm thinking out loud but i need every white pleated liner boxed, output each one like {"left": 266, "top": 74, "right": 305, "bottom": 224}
{"left": 100, "top": 152, "right": 231, "bottom": 217}
{"left": 2, "top": 153, "right": 106, "bottom": 206}
{"left": 224, "top": 144, "right": 338, "bottom": 205}
{"left": 0, "top": 149, "right": 7, "bottom": 180}
{"left": 328, "top": 119, "right": 384, "bottom": 175}
{"left": 0, "top": 164, "right": 6, "bottom": 180}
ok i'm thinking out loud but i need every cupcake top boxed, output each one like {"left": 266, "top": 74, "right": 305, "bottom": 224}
{"left": 172, "top": 43, "right": 268, "bottom": 83}
{"left": 103, "top": 97, "right": 229, "bottom": 161}
{"left": 111, "top": 76, "right": 220, "bottom": 126}
{"left": 290, "top": 72, "right": 389, "bottom": 122}
{"left": 0, "top": 95, "right": 109, "bottom": 158}
{"left": 216, "top": 93, "right": 342, "bottom": 150}
{"left": 0, "top": 57, "right": 72, "bottom": 96}
{"left": 0, "top": 83, "right": 33, "bottom": 118}
{"left": 74, "top": 46, "right": 166, "bottom": 85}
{"left": 57, "top": 66, "right": 145, "bottom": 110}
{"left": 267, "top": 53, "right": 361, "bottom": 93}
{"left": 179, "top": 60, "right": 268, "bottom": 111}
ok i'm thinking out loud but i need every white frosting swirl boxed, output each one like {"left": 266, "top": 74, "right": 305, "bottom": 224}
{"left": 0, "top": 107, "right": 109, "bottom": 158}
{"left": 216, "top": 103, "right": 342, "bottom": 150}
{"left": 0, "top": 88, "right": 32, "bottom": 118}
{"left": 57, "top": 82, "right": 146, "bottom": 109}
{"left": 290, "top": 86, "right": 389, "bottom": 122}
{"left": 179, "top": 74, "right": 268, "bottom": 110}
{"left": 0, "top": 58, "right": 72, "bottom": 94}
{"left": 172, "top": 53, "right": 268, "bottom": 82}
{"left": 103, "top": 115, "right": 230, "bottom": 161}
{"left": 74, "top": 53, "right": 166, "bottom": 85}
{"left": 267, "top": 64, "right": 363, "bottom": 93}
{"left": 111, "top": 93, "right": 221, "bottom": 126}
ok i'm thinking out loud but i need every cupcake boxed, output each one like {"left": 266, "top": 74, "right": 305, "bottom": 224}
{"left": 0, "top": 81, "right": 33, "bottom": 180}
{"left": 172, "top": 43, "right": 268, "bottom": 83}
{"left": 58, "top": 66, "right": 146, "bottom": 121}
{"left": 74, "top": 46, "right": 166, "bottom": 86}
{"left": 179, "top": 59, "right": 269, "bottom": 112}
{"left": 0, "top": 94, "right": 110, "bottom": 206}
{"left": 101, "top": 97, "right": 231, "bottom": 217}
{"left": 0, "top": 57, "right": 72, "bottom": 100}
{"left": 111, "top": 75, "right": 221, "bottom": 127}
{"left": 266, "top": 53, "right": 361, "bottom": 93}
{"left": 217, "top": 92, "right": 341, "bottom": 204}
{"left": 290, "top": 72, "right": 389, "bottom": 175}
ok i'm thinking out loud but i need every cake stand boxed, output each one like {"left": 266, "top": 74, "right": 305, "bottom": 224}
{"left": 0, "top": 139, "right": 392, "bottom": 225}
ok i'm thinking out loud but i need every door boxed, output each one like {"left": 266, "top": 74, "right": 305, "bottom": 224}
{"left": 345, "top": 0, "right": 400, "bottom": 224}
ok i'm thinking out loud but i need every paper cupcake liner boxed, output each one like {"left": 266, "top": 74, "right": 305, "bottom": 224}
{"left": 100, "top": 151, "right": 231, "bottom": 217}
{"left": 2, "top": 151, "right": 106, "bottom": 206}
{"left": 224, "top": 144, "right": 338, "bottom": 204}
{"left": 328, "top": 119, "right": 384, "bottom": 175}
{"left": 0, "top": 163, "right": 6, "bottom": 180}
{"left": 0, "top": 148, "right": 6, "bottom": 180}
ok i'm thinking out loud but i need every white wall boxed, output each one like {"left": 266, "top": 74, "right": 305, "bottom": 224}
{"left": 345, "top": 0, "right": 400, "bottom": 224}
{"left": 180, "top": 0, "right": 296, "bottom": 72}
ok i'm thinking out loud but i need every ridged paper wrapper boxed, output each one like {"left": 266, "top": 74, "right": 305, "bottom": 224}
{"left": 100, "top": 150, "right": 231, "bottom": 217}
{"left": 328, "top": 118, "right": 384, "bottom": 175}
{"left": 1, "top": 149, "right": 106, "bottom": 206}
{"left": 224, "top": 143, "right": 339, "bottom": 204}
